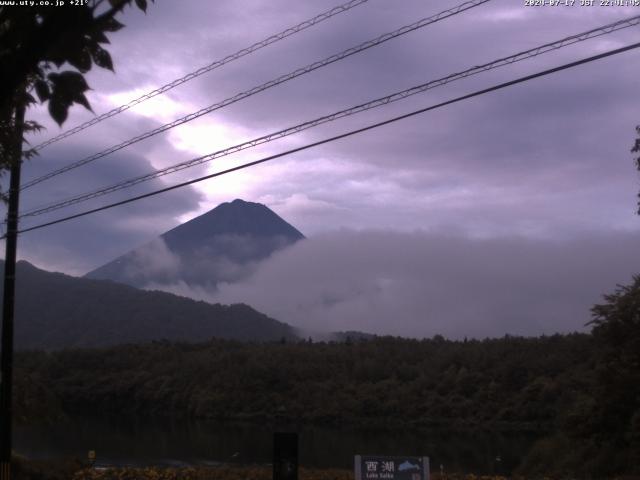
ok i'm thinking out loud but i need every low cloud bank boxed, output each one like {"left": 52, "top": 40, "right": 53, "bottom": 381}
{"left": 149, "top": 230, "right": 640, "bottom": 339}
{"left": 101, "top": 234, "right": 293, "bottom": 289}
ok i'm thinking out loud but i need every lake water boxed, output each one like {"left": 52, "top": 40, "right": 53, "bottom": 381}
{"left": 15, "top": 416, "right": 538, "bottom": 474}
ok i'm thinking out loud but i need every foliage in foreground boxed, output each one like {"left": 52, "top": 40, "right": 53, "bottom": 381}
{"left": 12, "top": 455, "right": 83, "bottom": 480}
{"left": 70, "top": 467, "right": 517, "bottom": 480}
{"left": 0, "top": 0, "right": 152, "bottom": 199}
{"left": 11, "top": 461, "right": 517, "bottom": 480}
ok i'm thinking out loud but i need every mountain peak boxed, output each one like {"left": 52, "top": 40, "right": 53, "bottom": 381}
{"left": 213, "top": 198, "right": 259, "bottom": 209}
{"left": 85, "top": 199, "right": 304, "bottom": 289}
{"left": 161, "top": 199, "right": 304, "bottom": 249}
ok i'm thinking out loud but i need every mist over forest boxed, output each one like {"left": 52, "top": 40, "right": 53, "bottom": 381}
{"left": 141, "top": 229, "right": 640, "bottom": 338}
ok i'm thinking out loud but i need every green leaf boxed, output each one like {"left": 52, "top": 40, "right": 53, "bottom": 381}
{"left": 91, "top": 44, "right": 113, "bottom": 71}
{"left": 67, "top": 48, "right": 92, "bottom": 74}
{"left": 74, "top": 92, "right": 93, "bottom": 112}
{"left": 102, "top": 17, "right": 124, "bottom": 32}
{"left": 24, "top": 92, "right": 36, "bottom": 105}
{"left": 48, "top": 98, "right": 69, "bottom": 126}
{"left": 23, "top": 120, "right": 44, "bottom": 134}
{"left": 49, "top": 54, "right": 65, "bottom": 68}
{"left": 107, "top": 0, "right": 129, "bottom": 7}
{"left": 34, "top": 79, "right": 50, "bottom": 102}
{"left": 47, "top": 72, "right": 59, "bottom": 85}
{"left": 91, "top": 30, "right": 111, "bottom": 45}
{"left": 49, "top": 71, "right": 90, "bottom": 94}
{"left": 134, "top": 0, "right": 147, "bottom": 12}
{"left": 48, "top": 71, "right": 92, "bottom": 117}
{"left": 22, "top": 148, "right": 39, "bottom": 161}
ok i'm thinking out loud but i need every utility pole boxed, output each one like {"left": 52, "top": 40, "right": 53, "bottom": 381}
{"left": 0, "top": 102, "right": 25, "bottom": 480}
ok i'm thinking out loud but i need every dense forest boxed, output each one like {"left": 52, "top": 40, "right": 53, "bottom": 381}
{"left": 14, "top": 334, "right": 592, "bottom": 429}
{"left": 12, "top": 276, "right": 640, "bottom": 476}
{"left": 16, "top": 335, "right": 595, "bottom": 430}
{"left": 9, "top": 336, "right": 632, "bottom": 475}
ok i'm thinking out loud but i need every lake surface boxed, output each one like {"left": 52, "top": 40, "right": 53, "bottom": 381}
{"left": 15, "top": 416, "right": 538, "bottom": 474}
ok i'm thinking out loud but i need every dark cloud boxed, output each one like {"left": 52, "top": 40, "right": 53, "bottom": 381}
{"left": 13, "top": 142, "right": 204, "bottom": 275}
{"left": 0, "top": 0, "right": 637, "bottom": 338}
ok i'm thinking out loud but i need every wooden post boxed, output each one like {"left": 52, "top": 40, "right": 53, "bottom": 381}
{"left": 273, "top": 432, "right": 298, "bottom": 480}
{"left": 0, "top": 102, "right": 25, "bottom": 480}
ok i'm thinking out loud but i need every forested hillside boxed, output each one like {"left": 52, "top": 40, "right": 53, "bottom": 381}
{"left": 3, "top": 260, "right": 297, "bottom": 349}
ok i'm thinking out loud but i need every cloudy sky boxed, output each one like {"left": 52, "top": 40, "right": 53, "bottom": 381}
{"left": 4, "top": 0, "right": 640, "bottom": 337}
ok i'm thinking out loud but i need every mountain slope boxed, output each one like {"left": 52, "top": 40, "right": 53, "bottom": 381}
{"left": 2, "top": 260, "right": 297, "bottom": 350}
{"left": 85, "top": 199, "right": 305, "bottom": 289}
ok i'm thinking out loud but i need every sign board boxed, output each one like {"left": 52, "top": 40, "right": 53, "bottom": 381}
{"left": 355, "top": 456, "right": 430, "bottom": 480}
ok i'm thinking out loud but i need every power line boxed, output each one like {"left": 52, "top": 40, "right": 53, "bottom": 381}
{"left": 19, "top": 13, "right": 640, "bottom": 219}
{"left": 21, "top": 0, "right": 490, "bottom": 190}
{"left": 12, "top": 41, "right": 640, "bottom": 238}
{"left": 30, "top": 0, "right": 371, "bottom": 152}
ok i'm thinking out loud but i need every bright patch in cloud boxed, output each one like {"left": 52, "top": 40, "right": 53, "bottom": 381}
{"left": 102, "top": 87, "right": 193, "bottom": 122}
{"left": 168, "top": 119, "right": 247, "bottom": 156}
{"left": 482, "top": 8, "right": 528, "bottom": 22}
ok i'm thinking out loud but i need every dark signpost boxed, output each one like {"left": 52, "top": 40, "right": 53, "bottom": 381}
{"left": 355, "top": 456, "right": 430, "bottom": 480}
{"left": 0, "top": 103, "right": 25, "bottom": 480}
{"left": 273, "top": 432, "right": 298, "bottom": 480}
